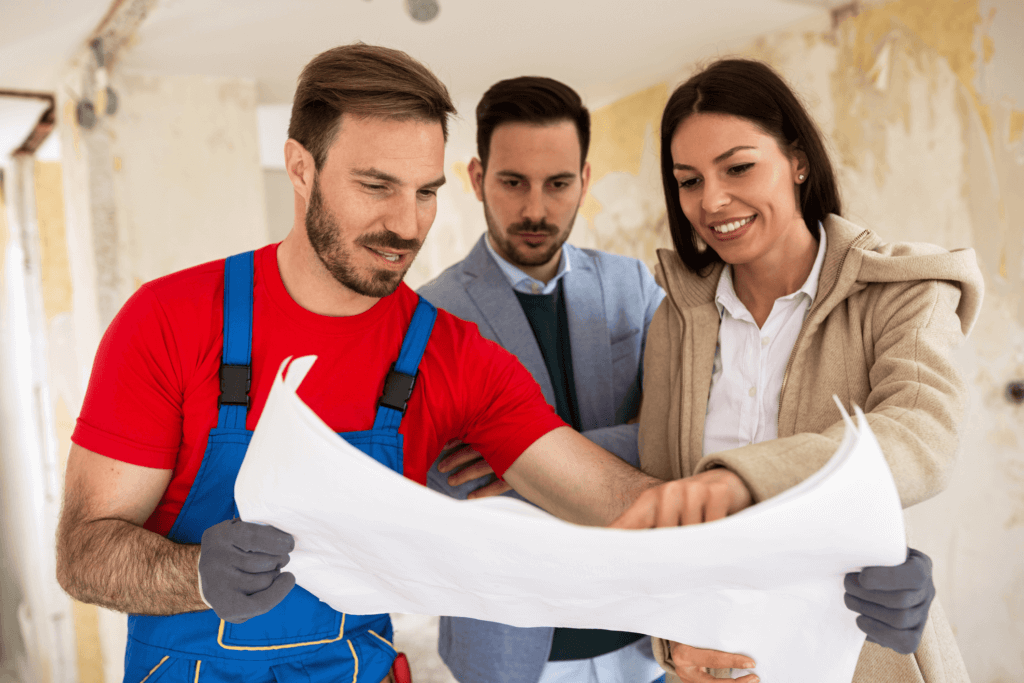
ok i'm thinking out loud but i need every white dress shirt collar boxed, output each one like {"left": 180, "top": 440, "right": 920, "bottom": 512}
{"left": 714, "top": 223, "right": 827, "bottom": 322}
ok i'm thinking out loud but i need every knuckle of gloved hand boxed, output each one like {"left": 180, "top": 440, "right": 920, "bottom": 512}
{"left": 844, "top": 592, "right": 866, "bottom": 613}
{"left": 240, "top": 570, "right": 279, "bottom": 595}
{"left": 910, "top": 548, "right": 933, "bottom": 571}
{"left": 236, "top": 552, "right": 276, "bottom": 573}
{"left": 857, "top": 615, "right": 884, "bottom": 639}
{"left": 253, "top": 525, "right": 294, "bottom": 554}
{"left": 884, "top": 607, "right": 918, "bottom": 630}
{"left": 893, "top": 587, "right": 927, "bottom": 610}
{"left": 893, "top": 631, "right": 921, "bottom": 655}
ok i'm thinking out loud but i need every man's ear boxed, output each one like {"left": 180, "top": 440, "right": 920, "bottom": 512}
{"left": 467, "top": 157, "right": 485, "bottom": 202}
{"left": 580, "top": 161, "right": 592, "bottom": 198}
{"left": 285, "top": 139, "right": 317, "bottom": 203}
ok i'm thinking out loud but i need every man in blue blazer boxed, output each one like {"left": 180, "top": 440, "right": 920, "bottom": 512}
{"left": 418, "top": 76, "right": 666, "bottom": 683}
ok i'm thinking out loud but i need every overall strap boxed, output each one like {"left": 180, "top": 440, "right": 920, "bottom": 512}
{"left": 217, "top": 251, "right": 255, "bottom": 430}
{"left": 372, "top": 297, "right": 437, "bottom": 432}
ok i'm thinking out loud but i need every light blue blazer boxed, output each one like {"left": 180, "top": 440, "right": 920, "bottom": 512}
{"left": 417, "top": 234, "right": 665, "bottom": 683}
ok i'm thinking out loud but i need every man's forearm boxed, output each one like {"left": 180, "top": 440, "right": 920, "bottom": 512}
{"left": 57, "top": 517, "right": 207, "bottom": 615}
{"left": 504, "top": 426, "right": 662, "bottom": 526}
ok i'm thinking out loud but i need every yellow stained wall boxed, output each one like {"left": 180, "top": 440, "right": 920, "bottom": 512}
{"left": 33, "top": 160, "right": 104, "bottom": 683}
{"left": 34, "top": 162, "right": 73, "bottom": 320}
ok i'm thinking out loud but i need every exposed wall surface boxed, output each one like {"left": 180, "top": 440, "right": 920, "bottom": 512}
{"left": 263, "top": 168, "right": 294, "bottom": 243}
{"left": 110, "top": 72, "right": 269, "bottom": 286}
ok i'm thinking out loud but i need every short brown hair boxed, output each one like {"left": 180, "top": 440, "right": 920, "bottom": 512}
{"left": 288, "top": 43, "right": 457, "bottom": 169}
{"left": 475, "top": 76, "right": 590, "bottom": 170}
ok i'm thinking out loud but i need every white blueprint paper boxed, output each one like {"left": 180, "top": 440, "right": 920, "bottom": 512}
{"left": 235, "top": 356, "right": 907, "bottom": 683}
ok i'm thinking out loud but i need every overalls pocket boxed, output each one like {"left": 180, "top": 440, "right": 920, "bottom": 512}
{"left": 123, "top": 653, "right": 176, "bottom": 683}
{"left": 218, "top": 587, "right": 344, "bottom": 649}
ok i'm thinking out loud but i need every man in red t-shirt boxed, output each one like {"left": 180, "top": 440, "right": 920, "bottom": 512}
{"left": 53, "top": 45, "right": 755, "bottom": 683}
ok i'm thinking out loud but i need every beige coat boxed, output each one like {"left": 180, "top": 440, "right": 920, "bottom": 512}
{"left": 639, "top": 215, "right": 983, "bottom": 682}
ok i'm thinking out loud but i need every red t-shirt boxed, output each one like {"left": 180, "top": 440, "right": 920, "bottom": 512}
{"left": 72, "top": 244, "right": 565, "bottom": 536}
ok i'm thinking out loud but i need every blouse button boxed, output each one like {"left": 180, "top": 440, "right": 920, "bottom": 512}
{"left": 748, "top": 387, "right": 757, "bottom": 397}
{"left": 761, "top": 336, "right": 770, "bottom": 346}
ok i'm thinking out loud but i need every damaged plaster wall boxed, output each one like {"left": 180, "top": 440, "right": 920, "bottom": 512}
{"left": 110, "top": 71, "right": 268, "bottom": 288}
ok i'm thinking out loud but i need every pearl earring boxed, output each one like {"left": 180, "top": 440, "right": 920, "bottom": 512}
{"left": 798, "top": 174, "right": 805, "bottom": 181}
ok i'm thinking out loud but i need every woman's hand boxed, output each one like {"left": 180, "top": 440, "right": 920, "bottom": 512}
{"left": 609, "top": 468, "right": 753, "bottom": 529}
{"left": 668, "top": 642, "right": 759, "bottom": 683}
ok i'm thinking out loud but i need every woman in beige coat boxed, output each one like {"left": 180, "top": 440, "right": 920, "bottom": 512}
{"left": 633, "top": 60, "right": 982, "bottom": 682}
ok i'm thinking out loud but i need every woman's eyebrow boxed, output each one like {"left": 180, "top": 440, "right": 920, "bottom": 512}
{"left": 673, "top": 145, "right": 757, "bottom": 171}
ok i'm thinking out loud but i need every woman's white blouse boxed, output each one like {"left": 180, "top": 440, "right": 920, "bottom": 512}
{"left": 702, "top": 226, "right": 827, "bottom": 457}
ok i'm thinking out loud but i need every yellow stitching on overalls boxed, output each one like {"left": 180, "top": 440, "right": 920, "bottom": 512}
{"left": 216, "top": 615, "right": 346, "bottom": 650}
{"left": 139, "top": 655, "right": 169, "bottom": 683}
{"left": 193, "top": 660, "right": 201, "bottom": 683}
{"left": 367, "top": 630, "right": 394, "bottom": 648}
{"left": 347, "top": 640, "right": 359, "bottom": 683}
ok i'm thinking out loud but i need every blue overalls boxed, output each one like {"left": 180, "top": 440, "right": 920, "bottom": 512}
{"left": 123, "top": 251, "right": 437, "bottom": 683}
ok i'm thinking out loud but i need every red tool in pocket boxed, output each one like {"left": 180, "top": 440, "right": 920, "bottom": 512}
{"left": 391, "top": 652, "right": 412, "bottom": 683}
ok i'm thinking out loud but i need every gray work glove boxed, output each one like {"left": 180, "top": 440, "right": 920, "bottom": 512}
{"left": 844, "top": 547, "right": 935, "bottom": 655}
{"left": 198, "top": 518, "right": 296, "bottom": 624}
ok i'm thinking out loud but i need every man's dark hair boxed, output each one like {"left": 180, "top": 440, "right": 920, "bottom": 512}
{"left": 660, "top": 59, "right": 842, "bottom": 274}
{"left": 288, "top": 43, "right": 457, "bottom": 169}
{"left": 476, "top": 76, "right": 590, "bottom": 170}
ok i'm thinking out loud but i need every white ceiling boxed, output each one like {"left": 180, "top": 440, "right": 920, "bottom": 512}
{"left": 1, "top": 0, "right": 839, "bottom": 104}
{"left": 0, "top": 0, "right": 112, "bottom": 94}
{"left": 0, "top": 0, "right": 841, "bottom": 154}
{"left": 123, "top": 0, "right": 829, "bottom": 105}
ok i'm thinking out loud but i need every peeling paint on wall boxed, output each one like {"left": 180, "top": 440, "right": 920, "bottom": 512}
{"left": 450, "top": 161, "right": 472, "bottom": 194}
{"left": 1009, "top": 111, "right": 1024, "bottom": 144}
{"left": 831, "top": 0, "right": 980, "bottom": 185}
{"left": 582, "top": 83, "right": 668, "bottom": 227}
{"left": 577, "top": 83, "right": 670, "bottom": 265}
{"left": 588, "top": 83, "right": 668, "bottom": 185}
{"left": 70, "top": 600, "right": 104, "bottom": 683}
{"left": 33, "top": 161, "right": 73, "bottom": 320}
{"left": 839, "top": 0, "right": 990, "bottom": 136}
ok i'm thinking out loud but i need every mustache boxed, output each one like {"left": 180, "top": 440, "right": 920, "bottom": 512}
{"left": 509, "top": 219, "right": 558, "bottom": 235}
{"left": 355, "top": 231, "right": 421, "bottom": 252}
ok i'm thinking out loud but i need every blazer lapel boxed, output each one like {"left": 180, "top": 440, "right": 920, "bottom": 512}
{"left": 562, "top": 246, "right": 614, "bottom": 431}
{"left": 463, "top": 236, "right": 556, "bottom": 405}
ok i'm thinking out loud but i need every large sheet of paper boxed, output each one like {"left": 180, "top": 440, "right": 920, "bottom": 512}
{"left": 235, "top": 356, "right": 907, "bottom": 683}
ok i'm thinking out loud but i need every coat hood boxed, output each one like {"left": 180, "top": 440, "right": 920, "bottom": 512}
{"left": 655, "top": 214, "right": 984, "bottom": 336}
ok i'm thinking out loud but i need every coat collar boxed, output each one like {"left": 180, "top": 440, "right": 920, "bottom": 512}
{"left": 655, "top": 214, "right": 874, "bottom": 317}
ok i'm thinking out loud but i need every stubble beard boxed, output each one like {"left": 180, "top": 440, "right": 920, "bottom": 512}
{"left": 305, "top": 175, "right": 421, "bottom": 299}
{"left": 482, "top": 196, "right": 577, "bottom": 269}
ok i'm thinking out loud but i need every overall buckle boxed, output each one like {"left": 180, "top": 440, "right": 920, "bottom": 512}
{"left": 378, "top": 364, "right": 417, "bottom": 415}
{"left": 218, "top": 364, "right": 251, "bottom": 408}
